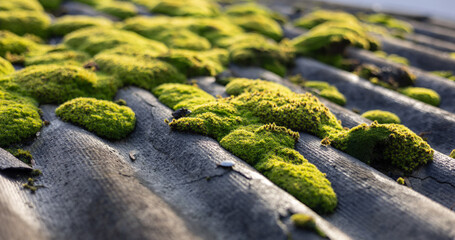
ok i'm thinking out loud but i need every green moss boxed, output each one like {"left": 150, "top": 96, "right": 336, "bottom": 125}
{"left": 373, "top": 51, "right": 409, "bottom": 65}
{"left": 0, "top": 57, "right": 14, "bottom": 76}
{"left": 331, "top": 122, "right": 433, "bottom": 172}
{"left": 399, "top": 87, "right": 440, "bottom": 106}
{"left": 397, "top": 177, "right": 405, "bottom": 185}
{"left": 25, "top": 50, "right": 89, "bottom": 66}
{"left": 0, "top": 31, "right": 40, "bottom": 59}
{"left": 225, "top": 2, "right": 287, "bottom": 23}
{"left": 152, "top": 83, "right": 215, "bottom": 110}
{"left": 294, "top": 10, "right": 358, "bottom": 29}
{"left": 305, "top": 81, "right": 346, "bottom": 106}
{"left": 73, "top": 0, "right": 110, "bottom": 6}
{"left": 133, "top": 0, "right": 221, "bottom": 17}
{"left": 0, "top": 11, "right": 50, "bottom": 38}
{"left": 0, "top": 0, "right": 44, "bottom": 12}
{"left": 226, "top": 78, "right": 292, "bottom": 96}
{"left": 6, "top": 148, "right": 32, "bottom": 165}
{"left": 38, "top": 0, "right": 62, "bottom": 10}
{"left": 361, "top": 110, "right": 401, "bottom": 124}
{"left": 0, "top": 98, "right": 42, "bottom": 147}
{"left": 450, "top": 150, "right": 455, "bottom": 159}
{"left": 431, "top": 71, "right": 455, "bottom": 81}
{"left": 97, "top": 45, "right": 162, "bottom": 58}
{"left": 49, "top": 16, "right": 113, "bottom": 36}
{"left": 23, "top": 178, "right": 38, "bottom": 193}
{"left": 2, "top": 65, "right": 101, "bottom": 104}
{"left": 363, "top": 13, "right": 413, "bottom": 36}
{"left": 291, "top": 213, "right": 326, "bottom": 237}
{"left": 158, "top": 49, "right": 229, "bottom": 77}
{"left": 96, "top": 1, "right": 137, "bottom": 19}
{"left": 229, "top": 14, "right": 283, "bottom": 41}
{"left": 292, "top": 21, "right": 379, "bottom": 56}
{"left": 220, "top": 33, "right": 294, "bottom": 76}
{"left": 93, "top": 53, "right": 186, "bottom": 91}
{"left": 154, "top": 29, "right": 212, "bottom": 51}
{"left": 56, "top": 97, "right": 136, "bottom": 140}
{"left": 63, "top": 27, "right": 168, "bottom": 56}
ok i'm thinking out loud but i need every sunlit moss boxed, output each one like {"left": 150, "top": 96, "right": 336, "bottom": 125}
{"left": 229, "top": 14, "right": 283, "bottom": 41}
{"left": 305, "top": 81, "right": 346, "bottom": 106}
{"left": 0, "top": 11, "right": 50, "bottom": 38}
{"left": 399, "top": 87, "right": 440, "bottom": 106}
{"left": 0, "top": 0, "right": 44, "bottom": 12}
{"left": 225, "top": 2, "right": 287, "bottom": 23}
{"left": 294, "top": 10, "right": 358, "bottom": 29}
{"left": 361, "top": 110, "right": 401, "bottom": 124}
{"left": 0, "top": 56, "right": 14, "bottom": 76}
{"left": 25, "top": 49, "right": 89, "bottom": 66}
{"left": 153, "top": 83, "right": 215, "bottom": 110}
{"left": 56, "top": 97, "right": 136, "bottom": 140}
{"left": 132, "top": 0, "right": 221, "bottom": 17}
{"left": 49, "top": 16, "right": 113, "bottom": 36}
{"left": 96, "top": 1, "right": 137, "bottom": 19}
{"left": 0, "top": 31, "right": 40, "bottom": 59}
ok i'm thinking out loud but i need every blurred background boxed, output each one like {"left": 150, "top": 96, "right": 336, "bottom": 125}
{"left": 322, "top": 0, "right": 455, "bottom": 21}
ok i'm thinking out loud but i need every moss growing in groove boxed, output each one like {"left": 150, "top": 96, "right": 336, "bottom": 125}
{"left": 93, "top": 53, "right": 186, "bottom": 91}
{"left": 73, "top": 0, "right": 110, "bottom": 6}
{"left": 1, "top": 65, "right": 101, "bottom": 104}
{"left": 158, "top": 49, "right": 229, "bottom": 77}
{"left": 0, "top": 57, "right": 14, "bottom": 76}
{"left": 331, "top": 122, "right": 433, "bottom": 172}
{"left": 153, "top": 29, "right": 212, "bottom": 51}
{"left": 56, "top": 97, "right": 136, "bottom": 140}
{"left": 95, "top": 1, "right": 137, "bottom": 19}
{"left": 225, "top": 2, "right": 287, "bottom": 23}
{"left": 399, "top": 87, "right": 440, "bottom": 107}
{"left": 431, "top": 71, "right": 455, "bottom": 81}
{"left": 6, "top": 148, "right": 33, "bottom": 165}
{"left": 397, "top": 177, "right": 405, "bottom": 185}
{"left": 25, "top": 50, "right": 90, "bottom": 66}
{"left": 98, "top": 45, "right": 163, "bottom": 59}
{"left": 363, "top": 13, "right": 413, "bottom": 37}
{"left": 0, "top": 98, "right": 42, "bottom": 147}
{"left": 361, "top": 110, "right": 401, "bottom": 124}
{"left": 152, "top": 83, "right": 215, "bottom": 110}
{"left": 132, "top": 0, "right": 221, "bottom": 17}
{"left": 0, "top": 11, "right": 50, "bottom": 38}
{"left": 0, "top": 0, "right": 44, "bottom": 12}
{"left": 0, "top": 31, "right": 40, "bottom": 59}
{"left": 225, "top": 78, "right": 292, "bottom": 96}
{"left": 305, "top": 81, "right": 346, "bottom": 106}
{"left": 290, "top": 214, "right": 326, "bottom": 237}
{"left": 228, "top": 15, "right": 283, "bottom": 41}
{"left": 154, "top": 84, "right": 337, "bottom": 213}
{"left": 373, "top": 51, "right": 409, "bottom": 66}
{"left": 49, "top": 16, "right": 113, "bottom": 36}
{"left": 63, "top": 27, "right": 168, "bottom": 56}
{"left": 38, "top": 0, "right": 62, "bottom": 10}
{"left": 294, "top": 10, "right": 359, "bottom": 30}
{"left": 450, "top": 150, "right": 455, "bottom": 159}
{"left": 219, "top": 33, "right": 294, "bottom": 77}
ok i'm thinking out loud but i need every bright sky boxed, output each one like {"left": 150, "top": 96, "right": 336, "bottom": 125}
{"left": 322, "top": 0, "right": 455, "bottom": 21}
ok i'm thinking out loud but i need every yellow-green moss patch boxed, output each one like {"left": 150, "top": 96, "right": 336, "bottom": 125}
{"left": 95, "top": 1, "right": 137, "bottom": 19}
{"left": 399, "top": 87, "right": 440, "bottom": 106}
{"left": 0, "top": 11, "right": 50, "bottom": 38}
{"left": 0, "top": 0, "right": 44, "bottom": 12}
{"left": 6, "top": 148, "right": 32, "bottom": 165}
{"left": 305, "top": 81, "right": 346, "bottom": 106}
{"left": 225, "top": 2, "right": 286, "bottom": 23}
{"left": 25, "top": 49, "right": 89, "bottom": 66}
{"left": 362, "top": 13, "right": 413, "bottom": 37}
{"left": 153, "top": 83, "right": 215, "bottom": 110}
{"left": 38, "top": 0, "right": 62, "bottom": 10}
{"left": 450, "top": 150, "right": 455, "bottom": 159}
{"left": 291, "top": 213, "right": 326, "bottom": 237}
{"left": 133, "top": 0, "right": 220, "bottom": 17}
{"left": 0, "top": 56, "right": 14, "bottom": 76}
{"left": 56, "top": 97, "right": 136, "bottom": 140}
{"left": 225, "top": 78, "right": 292, "bottom": 96}
{"left": 361, "top": 110, "right": 401, "bottom": 124}
{"left": 229, "top": 14, "right": 283, "bottom": 41}
{"left": 49, "top": 16, "right": 113, "bottom": 36}
{"left": 294, "top": 10, "right": 358, "bottom": 29}
{"left": 0, "top": 31, "right": 40, "bottom": 60}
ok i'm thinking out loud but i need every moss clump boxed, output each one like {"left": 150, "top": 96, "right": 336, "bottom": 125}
{"left": 361, "top": 110, "right": 401, "bottom": 124}
{"left": 0, "top": 31, "right": 40, "bottom": 59}
{"left": 25, "top": 50, "right": 89, "bottom": 66}
{"left": 158, "top": 49, "right": 229, "bottom": 77}
{"left": 305, "top": 81, "right": 346, "bottom": 106}
{"left": 397, "top": 177, "right": 405, "bottom": 185}
{"left": 38, "top": 0, "right": 62, "bottom": 10}
{"left": 93, "top": 53, "right": 186, "bottom": 91}
{"left": 97, "top": 45, "right": 162, "bottom": 59}
{"left": 154, "top": 83, "right": 337, "bottom": 213}
{"left": 431, "top": 71, "right": 455, "bottom": 81}
{"left": 0, "top": 98, "right": 42, "bottom": 147}
{"left": 290, "top": 213, "right": 326, "bottom": 237}
{"left": 73, "top": 0, "right": 110, "bottom": 6}
{"left": 0, "top": 11, "right": 50, "bottom": 38}
{"left": 331, "top": 122, "right": 433, "bottom": 172}
{"left": 229, "top": 14, "right": 283, "bottom": 41}
{"left": 450, "top": 150, "right": 455, "bottom": 159}
{"left": 153, "top": 83, "right": 215, "bottom": 110}
{"left": 2, "top": 65, "right": 100, "bottom": 104}
{"left": 63, "top": 27, "right": 168, "bottom": 56}
{"left": 0, "top": 0, "right": 44, "bottom": 12}
{"left": 95, "top": 1, "right": 137, "bottom": 19}
{"left": 373, "top": 51, "right": 409, "bottom": 66}
{"left": 153, "top": 29, "right": 212, "bottom": 51}
{"left": 49, "top": 16, "right": 113, "bottom": 36}
{"left": 225, "top": 2, "right": 286, "bottom": 23}
{"left": 6, "top": 148, "right": 32, "bottom": 165}
{"left": 363, "top": 13, "right": 413, "bottom": 37}
{"left": 0, "top": 56, "right": 14, "bottom": 76}
{"left": 226, "top": 78, "right": 292, "bottom": 96}
{"left": 219, "top": 33, "right": 294, "bottom": 76}
{"left": 399, "top": 87, "right": 440, "bottom": 106}
{"left": 56, "top": 97, "right": 136, "bottom": 140}
{"left": 133, "top": 0, "right": 220, "bottom": 17}
{"left": 294, "top": 10, "right": 358, "bottom": 29}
